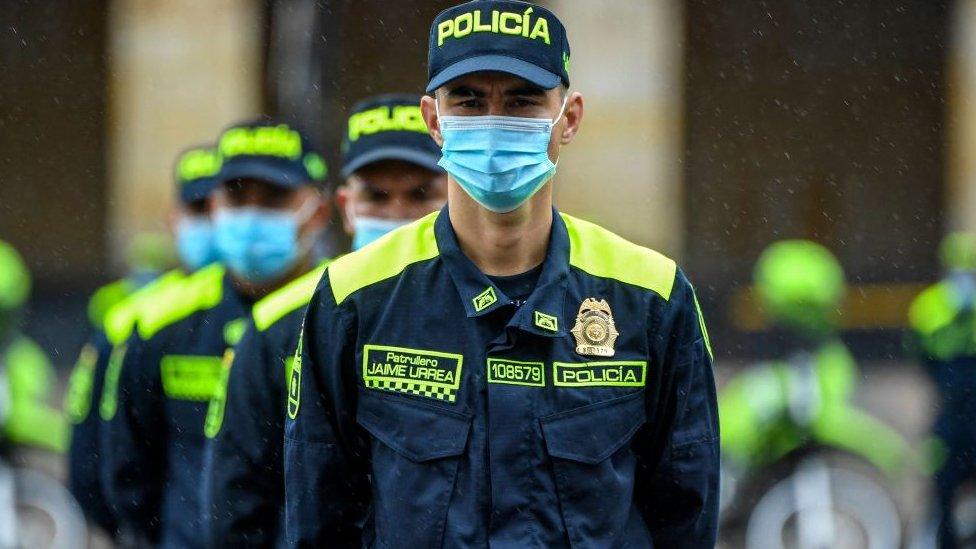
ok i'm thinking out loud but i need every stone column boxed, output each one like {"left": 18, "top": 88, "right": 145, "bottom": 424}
{"left": 106, "top": 0, "right": 262, "bottom": 265}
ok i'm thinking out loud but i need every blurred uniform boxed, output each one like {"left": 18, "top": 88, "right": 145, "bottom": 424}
{"left": 99, "top": 121, "right": 328, "bottom": 548}
{"left": 202, "top": 94, "right": 446, "bottom": 546}
{"left": 908, "top": 232, "right": 976, "bottom": 548}
{"left": 65, "top": 146, "right": 221, "bottom": 536}
{"left": 0, "top": 240, "right": 67, "bottom": 453}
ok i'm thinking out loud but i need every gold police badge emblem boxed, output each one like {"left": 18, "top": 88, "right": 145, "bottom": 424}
{"left": 570, "top": 298, "right": 619, "bottom": 357}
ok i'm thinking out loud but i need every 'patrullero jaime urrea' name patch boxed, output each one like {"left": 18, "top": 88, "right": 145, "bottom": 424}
{"left": 362, "top": 345, "right": 464, "bottom": 403}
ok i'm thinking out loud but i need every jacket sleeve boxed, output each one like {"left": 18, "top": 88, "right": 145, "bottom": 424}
{"left": 284, "top": 273, "right": 370, "bottom": 547}
{"left": 99, "top": 333, "right": 167, "bottom": 544}
{"left": 204, "top": 320, "right": 284, "bottom": 546}
{"left": 636, "top": 269, "right": 720, "bottom": 548}
{"left": 67, "top": 332, "right": 118, "bottom": 535}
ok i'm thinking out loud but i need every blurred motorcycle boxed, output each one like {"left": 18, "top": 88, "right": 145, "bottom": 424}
{"left": 719, "top": 347, "right": 914, "bottom": 549}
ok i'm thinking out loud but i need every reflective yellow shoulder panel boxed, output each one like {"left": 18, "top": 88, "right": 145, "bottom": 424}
{"left": 330, "top": 211, "right": 440, "bottom": 304}
{"left": 253, "top": 262, "right": 330, "bottom": 331}
{"left": 104, "top": 269, "right": 185, "bottom": 345}
{"left": 908, "top": 282, "right": 957, "bottom": 336}
{"left": 560, "top": 213, "right": 677, "bottom": 300}
{"left": 137, "top": 263, "right": 225, "bottom": 340}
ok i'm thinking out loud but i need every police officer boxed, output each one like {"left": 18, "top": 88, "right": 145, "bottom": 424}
{"left": 909, "top": 232, "right": 976, "bottom": 548}
{"left": 202, "top": 94, "right": 447, "bottom": 547}
{"left": 284, "top": 2, "right": 720, "bottom": 546}
{"left": 65, "top": 145, "right": 222, "bottom": 537}
{"left": 0, "top": 240, "right": 67, "bottom": 453}
{"left": 99, "top": 120, "right": 329, "bottom": 548}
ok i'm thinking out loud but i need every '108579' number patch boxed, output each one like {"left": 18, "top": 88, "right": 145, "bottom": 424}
{"left": 487, "top": 358, "right": 545, "bottom": 387}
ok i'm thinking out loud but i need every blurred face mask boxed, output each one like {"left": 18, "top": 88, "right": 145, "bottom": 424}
{"left": 214, "top": 200, "right": 316, "bottom": 283}
{"left": 348, "top": 204, "right": 413, "bottom": 251}
{"left": 435, "top": 95, "right": 568, "bottom": 213}
{"left": 175, "top": 216, "right": 218, "bottom": 271}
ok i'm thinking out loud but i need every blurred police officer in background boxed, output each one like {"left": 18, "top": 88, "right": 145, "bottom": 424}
{"left": 65, "top": 145, "right": 222, "bottom": 538}
{"left": 0, "top": 240, "right": 67, "bottom": 454}
{"left": 284, "top": 1, "right": 719, "bottom": 546}
{"left": 98, "top": 120, "right": 329, "bottom": 548}
{"left": 909, "top": 232, "right": 976, "bottom": 548}
{"left": 201, "top": 93, "right": 446, "bottom": 547}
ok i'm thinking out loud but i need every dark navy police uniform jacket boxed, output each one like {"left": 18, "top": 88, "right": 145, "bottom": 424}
{"left": 203, "top": 263, "right": 326, "bottom": 547}
{"left": 100, "top": 264, "right": 249, "bottom": 548}
{"left": 285, "top": 207, "right": 720, "bottom": 548}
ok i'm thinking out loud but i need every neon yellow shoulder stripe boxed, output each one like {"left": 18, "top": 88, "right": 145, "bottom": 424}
{"left": 330, "top": 211, "right": 440, "bottom": 304}
{"left": 104, "top": 269, "right": 185, "bottom": 345}
{"left": 908, "top": 282, "right": 957, "bottom": 336}
{"left": 137, "top": 263, "right": 226, "bottom": 340}
{"left": 253, "top": 262, "right": 330, "bottom": 331}
{"left": 560, "top": 213, "right": 677, "bottom": 300}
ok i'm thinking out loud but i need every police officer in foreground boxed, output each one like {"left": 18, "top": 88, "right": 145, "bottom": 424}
{"left": 202, "top": 94, "right": 447, "bottom": 547}
{"left": 66, "top": 145, "right": 222, "bottom": 538}
{"left": 909, "top": 232, "right": 976, "bottom": 548}
{"left": 284, "top": 2, "right": 720, "bottom": 546}
{"left": 99, "top": 120, "right": 329, "bottom": 548}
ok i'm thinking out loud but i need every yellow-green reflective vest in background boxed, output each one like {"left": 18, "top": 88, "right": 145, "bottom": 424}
{"left": 2, "top": 336, "right": 68, "bottom": 453}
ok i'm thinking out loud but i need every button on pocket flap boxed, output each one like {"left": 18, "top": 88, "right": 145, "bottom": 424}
{"left": 357, "top": 392, "right": 472, "bottom": 462}
{"left": 540, "top": 391, "right": 646, "bottom": 465}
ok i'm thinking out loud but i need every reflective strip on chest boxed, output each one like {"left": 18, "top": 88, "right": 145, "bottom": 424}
{"left": 362, "top": 345, "right": 463, "bottom": 403}
{"left": 553, "top": 361, "right": 647, "bottom": 387}
{"left": 160, "top": 355, "right": 224, "bottom": 401}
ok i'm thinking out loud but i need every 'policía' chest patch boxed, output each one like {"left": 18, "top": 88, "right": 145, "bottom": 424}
{"left": 362, "top": 345, "right": 464, "bottom": 403}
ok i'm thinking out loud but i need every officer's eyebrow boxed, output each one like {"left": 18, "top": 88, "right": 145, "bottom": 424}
{"left": 504, "top": 85, "right": 547, "bottom": 97}
{"left": 445, "top": 86, "right": 485, "bottom": 98}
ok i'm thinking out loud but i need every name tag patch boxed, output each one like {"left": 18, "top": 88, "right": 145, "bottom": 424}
{"left": 553, "top": 361, "right": 646, "bottom": 387}
{"left": 487, "top": 358, "right": 545, "bottom": 387}
{"left": 160, "top": 355, "right": 224, "bottom": 401}
{"left": 363, "top": 345, "right": 463, "bottom": 403}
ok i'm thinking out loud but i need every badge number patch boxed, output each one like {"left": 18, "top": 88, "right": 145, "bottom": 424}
{"left": 487, "top": 358, "right": 545, "bottom": 387}
{"left": 363, "top": 345, "right": 464, "bottom": 403}
{"left": 553, "top": 361, "right": 647, "bottom": 388}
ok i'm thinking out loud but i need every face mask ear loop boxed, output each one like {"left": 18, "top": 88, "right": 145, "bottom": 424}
{"left": 551, "top": 93, "right": 570, "bottom": 131}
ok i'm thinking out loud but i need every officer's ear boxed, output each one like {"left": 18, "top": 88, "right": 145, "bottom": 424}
{"left": 559, "top": 91, "right": 584, "bottom": 146}
{"left": 420, "top": 94, "right": 444, "bottom": 148}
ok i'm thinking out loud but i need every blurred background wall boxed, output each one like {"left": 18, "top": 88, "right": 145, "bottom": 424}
{"left": 0, "top": 0, "right": 959, "bottom": 364}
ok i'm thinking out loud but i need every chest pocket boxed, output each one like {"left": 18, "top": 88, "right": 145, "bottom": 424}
{"left": 356, "top": 391, "right": 472, "bottom": 548}
{"left": 540, "top": 391, "right": 649, "bottom": 548}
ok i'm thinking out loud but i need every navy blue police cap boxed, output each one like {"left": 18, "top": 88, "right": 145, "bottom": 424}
{"left": 427, "top": 0, "right": 571, "bottom": 93}
{"left": 215, "top": 118, "right": 327, "bottom": 188}
{"left": 174, "top": 146, "right": 221, "bottom": 203}
{"left": 341, "top": 94, "right": 444, "bottom": 178}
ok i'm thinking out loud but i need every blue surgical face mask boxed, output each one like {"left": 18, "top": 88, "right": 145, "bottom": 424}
{"left": 175, "top": 216, "right": 218, "bottom": 271}
{"left": 214, "top": 201, "right": 315, "bottom": 283}
{"left": 436, "top": 96, "right": 568, "bottom": 213}
{"left": 350, "top": 214, "right": 412, "bottom": 251}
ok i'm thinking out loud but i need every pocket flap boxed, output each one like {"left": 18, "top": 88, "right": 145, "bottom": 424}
{"left": 357, "top": 392, "right": 472, "bottom": 462}
{"left": 540, "top": 391, "right": 646, "bottom": 465}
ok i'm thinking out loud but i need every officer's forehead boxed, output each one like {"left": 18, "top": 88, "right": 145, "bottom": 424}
{"left": 440, "top": 72, "right": 549, "bottom": 97}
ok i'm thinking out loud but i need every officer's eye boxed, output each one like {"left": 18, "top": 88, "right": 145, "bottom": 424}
{"left": 512, "top": 98, "right": 538, "bottom": 108}
{"left": 366, "top": 188, "right": 389, "bottom": 203}
{"left": 457, "top": 99, "right": 482, "bottom": 109}
{"left": 409, "top": 184, "right": 430, "bottom": 201}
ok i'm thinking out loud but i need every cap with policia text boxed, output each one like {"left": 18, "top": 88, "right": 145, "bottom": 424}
{"left": 341, "top": 94, "right": 444, "bottom": 178}
{"left": 175, "top": 146, "right": 222, "bottom": 203}
{"left": 427, "top": 0, "right": 570, "bottom": 93}
{"left": 215, "top": 119, "right": 328, "bottom": 188}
